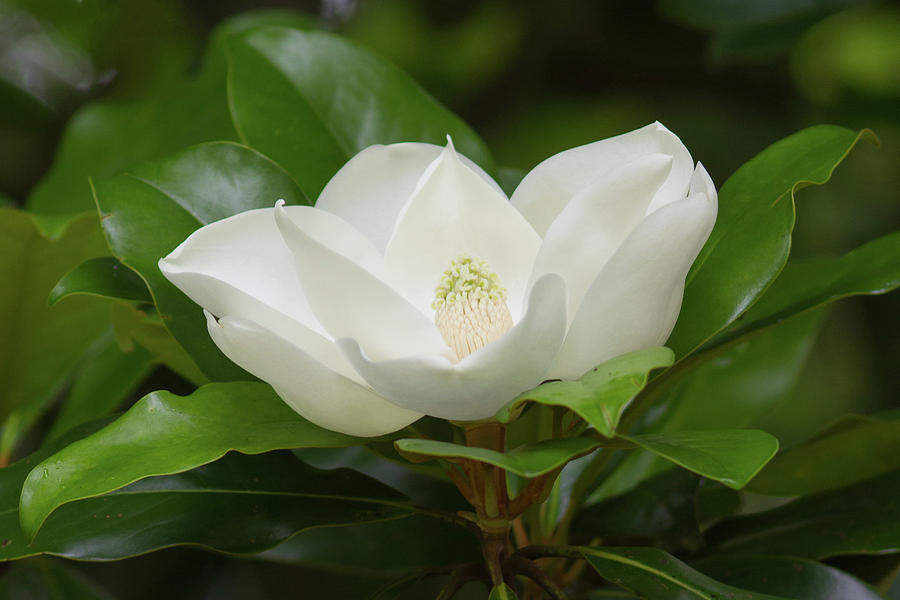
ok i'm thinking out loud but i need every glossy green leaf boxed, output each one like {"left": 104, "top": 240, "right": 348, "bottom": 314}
{"left": 708, "top": 468, "right": 900, "bottom": 558}
{"left": 0, "top": 209, "right": 109, "bottom": 455}
{"left": 668, "top": 126, "right": 875, "bottom": 358}
{"left": 748, "top": 413, "right": 900, "bottom": 496}
{"left": 488, "top": 583, "right": 518, "bottom": 600}
{"left": 226, "top": 27, "right": 492, "bottom": 200}
{"left": 19, "top": 382, "right": 363, "bottom": 540}
{"left": 4, "top": 450, "right": 410, "bottom": 561}
{"left": 714, "top": 230, "right": 900, "bottom": 348}
{"left": 394, "top": 436, "right": 607, "bottom": 478}
{"left": 500, "top": 347, "right": 674, "bottom": 436}
{"left": 0, "top": 559, "right": 116, "bottom": 600}
{"left": 693, "top": 555, "right": 883, "bottom": 600}
{"left": 624, "top": 429, "right": 778, "bottom": 490}
{"left": 49, "top": 257, "right": 152, "bottom": 305}
{"left": 92, "top": 141, "right": 308, "bottom": 380}
{"left": 46, "top": 330, "right": 154, "bottom": 441}
{"left": 25, "top": 11, "right": 317, "bottom": 228}
{"left": 580, "top": 546, "right": 789, "bottom": 599}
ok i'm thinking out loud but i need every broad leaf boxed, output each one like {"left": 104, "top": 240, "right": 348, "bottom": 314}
{"left": 49, "top": 257, "right": 152, "bottom": 305}
{"left": 714, "top": 230, "right": 900, "bottom": 348}
{"left": 225, "top": 27, "right": 493, "bottom": 200}
{"left": 92, "top": 141, "right": 308, "bottom": 380}
{"left": 0, "top": 559, "right": 116, "bottom": 599}
{"left": 0, "top": 209, "right": 109, "bottom": 456}
{"left": 693, "top": 555, "right": 883, "bottom": 600}
{"left": 500, "top": 347, "right": 674, "bottom": 436}
{"left": 19, "top": 382, "right": 363, "bottom": 540}
{"left": 624, "top": 429, "right": 778, "bottom": 490}
{"left": 748, "top": 413, "right": 900, "bottom": 496}
{"left": 668, "top": 125, "right": 875, "bottom": 358}
{"left": 708, "top": 468, "right": 900, "bottom": 558}
{"left": 581, "top": 546, "right": 789, "bottom": 599}
{"left": 394, "top": 436, "right": 607, "bottom": 478}
{"left": 4, "top": 451, "right": 410, "bottom": 561}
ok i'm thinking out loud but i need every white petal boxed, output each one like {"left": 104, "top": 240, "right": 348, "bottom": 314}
{"left": 338, "top": 274, "right": 567, "bottom": 421}
{"left": 529, "top": 153, "right": 674, "bottom": 318}
{"left": 316, "top": 142, "right": 504, "bottom": 252}
{"left": 158, "top": 206, "right": 327, "bottom": 338}
{"left": 383, "top": 140, "right": 541, "bottom": 320}
{"left": 206, "top": 311, "right": 422, "bottom": 437}
{"left": 274, "top": 203, "right": 447, "bottom": 361}
{"left": 550, "top": 177, "right": 718, "bottom": 380}
{"left": 511, "top": 122, "right": 694, "bottom": 236}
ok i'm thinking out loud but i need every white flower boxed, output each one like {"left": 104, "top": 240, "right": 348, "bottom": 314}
{"left": 159, "top": 122, "right": 717, "bottom": 437}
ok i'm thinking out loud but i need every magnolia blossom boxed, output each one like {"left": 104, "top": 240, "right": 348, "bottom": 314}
{"left": 159, "top": 123, "right": 717, "bottom": 437}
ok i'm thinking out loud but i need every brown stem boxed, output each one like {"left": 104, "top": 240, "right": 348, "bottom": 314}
{"left": 508, "top": 555, "right": 569, "bottom": 600}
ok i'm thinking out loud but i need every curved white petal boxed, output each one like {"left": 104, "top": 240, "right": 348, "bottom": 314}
{"left": 274, "top": 203, "right": 447, "bottom": 361}
{"left": 550, "top": 175, "right": 718, "bottom": 380}
{"left": 383, "top": 140, "right": 541, "bottom": 320}
{"left": 511, "top": 122, "right": 694, "bottom": 236}
{"left": 529, "top": 153, "right": 673, "bottom": 318}
{"left": 338, "top": 274, "right": 567, "bottom": 421}
{"left": 316, "top": 142, "right": 504, "bottom": 252}
{"left": 206, "top": 311, "right": 422, "bottom": 437}
{"left": 158, "top": 206, "right": 327, "bottom": 338}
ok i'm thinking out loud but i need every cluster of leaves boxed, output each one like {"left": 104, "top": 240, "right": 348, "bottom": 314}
{"left": 1, "top": 8, "right": 899, "bottom": 600}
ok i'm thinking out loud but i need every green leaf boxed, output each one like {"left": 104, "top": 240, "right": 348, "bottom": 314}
{"left": 707, "top": 468, "right": 900, "bottom": 558}
{"left": 748, "top": 413, "right": 900, "bottom": 496}
{"left": 3, "top": 450, "right": 411, "bottom": 561}
{"left": 500, "top": 347, "right": 674, "bottom": 436}
{"left": 659, "top": 0, "right": 862, "bottom": 30}
{"left": 19, "top": 382, "right": 363, "bottom": 540}
{"left": 624, "top": 429, "right": 779, "bottom": 490}
{"left": 0, "top": 209, "right": 110, "bottom": 454}
{"left": 46, "top": 330, "right": 154, "bottom": 441}
{"left": 0, "top": 559, "right": 117, "bottom": 600}
{"left": 714, "top": 230, "right": 900, "bottom": 348}
{"left": 580, "top": 546, "right": 789, "bottom": 599}
{"left": 693, "top": 555, "right": 883, "bottom": 600}
{"left": 667, "top": 126, "right": 875, "bottom": 359}
{"left": 394, "top": 436, "right": 608, "bottom": 478}
{"left": 225, "top": 27, "right": 493, "bottom": 200}
{"left": 92, "top": 141, "right": 308, "bottom": 381}
{"left": 49, "top": 257, "right": 152, "bottom": 305}
{"left": 488, "top": 583, "right": 518, "bottom": 600}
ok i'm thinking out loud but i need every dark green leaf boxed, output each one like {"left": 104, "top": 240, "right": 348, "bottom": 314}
{"left": 623, "top": 429, "right": 778, "bottom": 490}
{"left": 19, "top": 382, "right": 363, "bottom": 540}
{"left": 693, "top": 555, "right": 883, "bottom": 600}
{"left": 0, "top": 559, "right": 116, "bottom": 600}
{"left": 0, "top": 209, "right": 109, "bottom": 455}
{"left": 659, "top": 0, "right": 862, "bottom": 30}
{"left": 668, "top": 126, "right": 875, "bottom": 358}
{"left": 49, "top": 257, "right": 152, "bottom": 305}
{"left": 92, "top": 141, "right": 308, "bottom": 380}
{"left": 4, "top": 451, "right": 410, "bottom": 561}
{"left": 500, "top": 347, "right": 674, "bottom": 437}
{"left": 580, "top": 546, "right": 789, "bottom": 599}
{"left": 226, "top": 27, "right": 493, "bottom": 200}
{"left": 46, "top": 330, "right": 154, "bottom": 441}
{"left": 708, "top": 468, "right": 900, "bottom": 558}
{"left": 714, "top": 231, "right": 900, "bottom": 348}
{"left": 394, "top": 436, "right": 607, "bottom": 478}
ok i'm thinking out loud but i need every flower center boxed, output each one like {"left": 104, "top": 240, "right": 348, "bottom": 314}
{"left": 432, "top": 255, "right": 513, "bottom": 361}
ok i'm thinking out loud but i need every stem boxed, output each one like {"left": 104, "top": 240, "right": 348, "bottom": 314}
{"left": 508, "top": 555, "right": 569, "bottom": 600}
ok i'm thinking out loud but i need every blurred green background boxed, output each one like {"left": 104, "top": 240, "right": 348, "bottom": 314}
{"left": 1, "top": 0, "right": 898, "bottom": 597}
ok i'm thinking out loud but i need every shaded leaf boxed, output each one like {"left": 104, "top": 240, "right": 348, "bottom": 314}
{"left": 19, "top": 382, "right": 363, "bottom": 540}
{"left": 0, "top": 559, "right": 116, "bottom": 600}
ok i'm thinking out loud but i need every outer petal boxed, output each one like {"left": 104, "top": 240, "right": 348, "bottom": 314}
{"left": 274, "top": 202, "right": 448, "bottom": 361}
{"left": 528, "top": 153, "right": 673, "bottom": 318}
{"left": 383, "top": 140, "right": 542, "bottom": 320}
{"left": 316, "top": 142, "right": 504, "bottom": 252}
{"left": 337, "top": 274, "right": 567, "bottom": 421}
{"left": 550, "top": 164, "right": 717, "bottom": 380}
{"left": 206, "top": 311, "right": 422, "bottom": 437}
{"left": 511, "top": 122, "right": 694, "bottom": 236}
{"left": 159, "top": 206, "right": 327, "bottom": 338}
